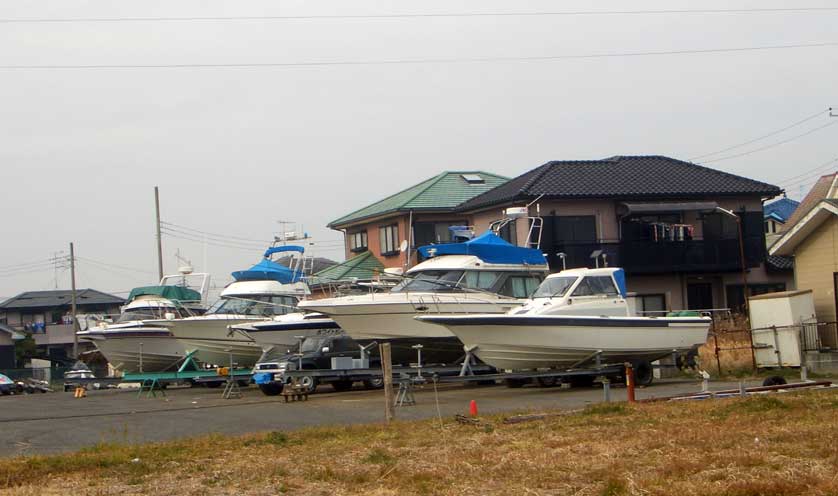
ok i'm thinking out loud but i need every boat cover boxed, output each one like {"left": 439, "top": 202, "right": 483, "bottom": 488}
{"left": 417, "top": 231, "right": 547, "bottom": 266}
{"left": 232, "top": 245, "right": 307, "bottom": 283}
{"left": 127, "top": 285, "right": 202, "bottom": 303}
{"left": 264, "top": 245, "right": 305, "bottom": 257}
{"left": 232, "top": 258, "right": 304, "bottom": 283}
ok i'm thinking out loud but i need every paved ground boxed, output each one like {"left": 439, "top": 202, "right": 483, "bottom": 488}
{"left": 0, "top": 378, "right": 765, "bottom": 457}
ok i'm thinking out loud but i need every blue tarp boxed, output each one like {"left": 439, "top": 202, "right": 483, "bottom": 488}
{"left": 417, "top": 231, "right": 547, "bottom": 266}
{"left": 264, "top": 245, "right": 305, "bottom": 258}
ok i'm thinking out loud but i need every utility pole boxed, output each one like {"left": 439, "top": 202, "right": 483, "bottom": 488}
{"left": 70, "top": 242, "right": 79, "bottom": 359}
{"left": 155, "top": 186, "right": 164, "bottom": 281}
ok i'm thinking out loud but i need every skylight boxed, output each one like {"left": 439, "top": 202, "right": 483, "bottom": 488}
{"left": 461, "top": 174, "right": 485, "bottom": 185}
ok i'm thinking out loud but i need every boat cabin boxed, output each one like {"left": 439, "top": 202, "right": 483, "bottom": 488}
{"left": 518, "top": 267, "right": 630, "bottom": 317}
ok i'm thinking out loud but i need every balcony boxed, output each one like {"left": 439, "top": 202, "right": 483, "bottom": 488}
{"left": 546, "top": 238, "right": 764, "bottom": 274}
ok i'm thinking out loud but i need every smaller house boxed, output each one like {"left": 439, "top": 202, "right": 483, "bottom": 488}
{"left": 769, "top": 173, "right": 838, "bottom": 323}
{"left": 764, "top": 197, "right": 800, "bottom": 244}
{"left": 328, "top": 171, "right": 508, "bottom": 271}
{"left": 0, "top": 289, "right": 124, "bottom": 362}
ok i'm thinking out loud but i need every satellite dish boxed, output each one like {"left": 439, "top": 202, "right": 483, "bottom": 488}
{"left": 399, "top": 240, "right": 409, "bottom": 253}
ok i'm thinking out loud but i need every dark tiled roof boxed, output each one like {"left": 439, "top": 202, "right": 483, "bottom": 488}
{"left": 0, "top": 289, "right": 124, "bottom": 310}
{"left": 765, "top": 255, "right": 794, "bottom": 271}
{"left": 763, "top": 197, "right": 800, "bottom": 223}
{"left": 457, "top": 156, "right": 782, "bottom": 211}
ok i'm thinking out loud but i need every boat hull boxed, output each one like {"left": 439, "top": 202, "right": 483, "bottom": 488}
{"left": 151, "top": 316, "right": 265, "bottom": 367}
{"left": 80, "top": 327, "right": 188, "bottom": 373}
{"left": 243, "top": 317, "right": 343, "bottom": 352}
{"left": 417, "top": 314, "right": 711, "bottom": 370}
{"left": 299, "top": 295, "right": 520, "bottom": 365}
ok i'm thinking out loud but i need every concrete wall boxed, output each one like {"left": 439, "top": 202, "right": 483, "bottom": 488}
{"left": 793, "top": 217, "right": 838, "bottom": 322}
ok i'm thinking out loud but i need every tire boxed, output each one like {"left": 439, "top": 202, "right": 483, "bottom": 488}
{"left": 567, "top": 375, "right": 596, "bottom": 388}
{"left": 632, "top": 361, "right": 654, "bottom": 387}
{"left": 363, "top": 377, "right": 385, "bottom": 389}
{"left": 0, "top": 389, "right": 10, "bottom": 396}
{"left": 504, "top": 378, "right": 529, "bottom": 388}
{"left": 204, "top": 381, "right": 223, "bottom": 389}
{"left": 763, "top": 375, "right": 788, "bottom": 387}
{"left": 297, "top": 375, "right": 318, "bottom": 394}
{"left": 259, "top": 383, "right": 283, "bottom": 396}
{"left": 535, "top": 376, "right": 559, "bottom": 388}
{"left": 331, "top": 380, "right": 353, "bottom": 392}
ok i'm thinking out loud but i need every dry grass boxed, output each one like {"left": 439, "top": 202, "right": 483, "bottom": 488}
{"left": 3, "top": 388, "right": 838, "bottom": 495}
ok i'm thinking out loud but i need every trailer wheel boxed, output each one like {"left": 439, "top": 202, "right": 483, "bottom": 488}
{"left": 363, "top": 377, "right": 384, "bottom": 389}
{"left": 763, "top": 375, "right": 788, "bottom": 387}
{"left": 567, "top": 376, "right": 595, "bottom": 388}
{"left": 331, "top": 380, "right": 353, "bottom": 392}
{"left": 632, "top": 361, "right": 654, "bottom": 387}
{"left": 298, "top": 375, "right": 318, "bottom": 393}
{"left": 535, "top": 376, "right": 559, "bottom": 387}
{"left": 259, "top": 383, "right": 283, "bottom": 396}
{"left": 504, "top": 378, "right": 529, "bottom": 388}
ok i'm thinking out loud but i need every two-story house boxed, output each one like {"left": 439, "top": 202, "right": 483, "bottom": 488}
{"left": 0, "top": 289, "right": 124, "bottom": 363}
{"left": 327, "top": 171, "right": 509, "bottom": 271}
{"left": 456, "top": 155, "right": 788, "bottom": 314}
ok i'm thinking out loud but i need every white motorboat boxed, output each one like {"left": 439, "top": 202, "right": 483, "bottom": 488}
{"left": 150, "top": 245, "right": 311, "bottom": 367}
{"left": 298, "top": 231, "right": 549, "bottom": 365}
{"left": 417, "top": 267, "right": 711, "bottom": 371}
{"left": 77, "top": 271, "right": 211, "bottom": 373}
{"left": 232, "top": 312, "right": 343, "bottom": 353}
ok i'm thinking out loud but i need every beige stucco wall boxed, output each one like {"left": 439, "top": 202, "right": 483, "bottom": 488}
{"left": 792, "top": 217, "right": 838, "bottom": 322}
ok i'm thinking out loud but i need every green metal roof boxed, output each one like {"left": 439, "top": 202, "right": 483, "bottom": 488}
{"left": 308, "top": 251, "right": 385, "bottom": 285}
{"left": 328, "top": 171, "right": 508, "bottom": 228}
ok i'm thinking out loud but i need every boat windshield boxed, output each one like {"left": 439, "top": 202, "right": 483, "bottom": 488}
{"left": 117, "top": 307, "right": 179, "bottom": 323}
{"left": 208, "top": 295, "right": 299, "bottom": 317}
{"left": 390, "top": 270, "right": 465, "bottom": 293}
{"left": 532, "top": 276, "right": 578, "bottom": 298}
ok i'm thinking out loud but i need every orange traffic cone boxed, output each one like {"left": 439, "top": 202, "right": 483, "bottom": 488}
{"left": 469, "top": 399, "right": 478, "bottom": 417}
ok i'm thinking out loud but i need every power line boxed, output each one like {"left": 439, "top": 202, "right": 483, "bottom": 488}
{"left": 0, "top": 259, "right": 55, "bottom": 272}
{"left": 689, "top": 108, "right": 829, "bottom": 161}
{"left": 2, "top": 7, "right": 837, "bottom": 23}
{"left": 700, "top": 120, "right": 838, "bottom": 164}
{"left": 776, "top": 157, "right": 838, "bottom": 187}
{"left": 160, "top": 227, "right": 267, "bottom": 250}
{"left": 161, "top": 221, "right": 272, "bottom": 245}
{"left": 161, "top": 229, "right": 266, "bottom": 252}
{"left": 75, "top": 256, "right": 157, "bottom": 275}
{"left": 1, "top": 41, "right": 836, "bottom": 70}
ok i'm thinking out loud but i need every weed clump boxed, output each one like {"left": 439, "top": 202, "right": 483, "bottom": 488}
{"left": 362, "top": 447, "right": 394, "bottom": 465}
{"left": 583, "top": 403, "right": 628, "bottom": 416}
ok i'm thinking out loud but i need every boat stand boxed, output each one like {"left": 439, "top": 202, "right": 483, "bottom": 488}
{"left": 458, "top": 345, "right": 480, "bottom": 376}
{"left": 395, "top": 375, "right": 419, "bottom": 407}
{"left": 138, "top": 378, "right": 165, "bottom": 398}
{"left": 222, "top": 351, "right": 243, "bottom": 400}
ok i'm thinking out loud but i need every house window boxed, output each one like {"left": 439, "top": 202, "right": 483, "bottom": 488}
{"left": 349, "top": 231, "right": 368, "bottom": 252}
{"left": 413, "top": 221, "right": 466, "bottom": 247}
{"left": 379, "top": 224, "right": 400, "bottom": 256}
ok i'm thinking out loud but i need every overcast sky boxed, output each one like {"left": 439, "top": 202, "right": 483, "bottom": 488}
{"left": 1, "top": 0, "right": 836, "bottom": 300}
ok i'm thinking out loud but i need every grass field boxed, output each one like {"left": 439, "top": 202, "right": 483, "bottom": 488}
{"left": 2, "top": 387, "right": 838, "bottom": 495}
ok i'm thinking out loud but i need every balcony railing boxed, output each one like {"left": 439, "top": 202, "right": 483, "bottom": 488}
{"left": 546, "top": 238, "right": 765, "bottom": 274}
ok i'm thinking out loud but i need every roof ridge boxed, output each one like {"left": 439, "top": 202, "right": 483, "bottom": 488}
{"left": 401, "top": 171, "right": 452, "bottom": 206}
{"left": 666, "top": 156, "right": 782, "bottom": 191}
{"left": 519, "top": 162, "right": 556, "bottom": 195}
{"left": 329, "top": 174, "right": 443, "bottom": 226}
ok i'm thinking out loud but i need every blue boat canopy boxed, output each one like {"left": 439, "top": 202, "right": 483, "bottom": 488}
{"left": 232, "top": 245, "right": 306, "bottom": 283}
{"left": 417, "top": 231, "right": 547, "bottom": 266}
{"left": 264, "top": 245, "right": 305, "bottom": 258}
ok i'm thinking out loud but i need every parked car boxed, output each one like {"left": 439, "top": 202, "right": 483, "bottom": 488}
{"left": 0, "top": 374, "right": 23, "bottom": 395}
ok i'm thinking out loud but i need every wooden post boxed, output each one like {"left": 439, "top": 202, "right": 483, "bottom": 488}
{"left": 70, "top": 242, "right": 79, "bottom": 359}
{"left": 625, "top": 363, "right": 636, "bottom": 403}
{"left": 380, "top": 343, "right": 395, "bottom": 422}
